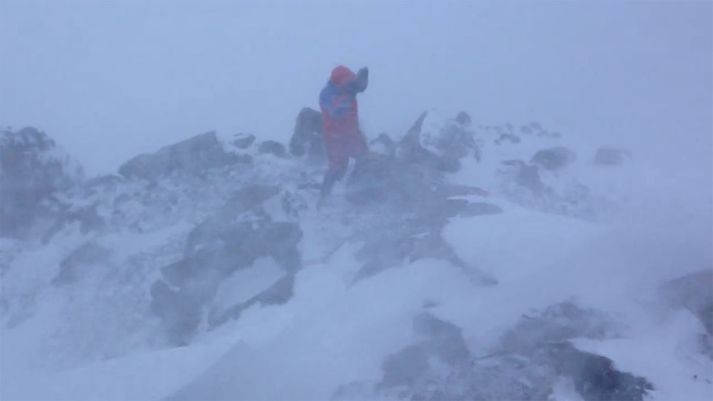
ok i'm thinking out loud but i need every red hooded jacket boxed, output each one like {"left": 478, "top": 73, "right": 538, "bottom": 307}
{"left": 319, "top": 66, "right": 369, "bottom": 170}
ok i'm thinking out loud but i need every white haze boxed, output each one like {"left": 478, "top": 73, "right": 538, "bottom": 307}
{"left": 0, "top": 1, "right": 712, "bottom": 401}
{"left": 1, "top": 1, "right": 710, "bottom": 180}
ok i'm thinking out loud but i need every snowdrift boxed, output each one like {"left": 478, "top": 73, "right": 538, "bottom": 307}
{"left": 0, "top": 113, "right": 710, "bottom": 401}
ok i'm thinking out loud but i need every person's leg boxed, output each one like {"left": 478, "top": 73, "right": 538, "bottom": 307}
{"left": 321, "top": 164, "right": 347, "bottom": 198}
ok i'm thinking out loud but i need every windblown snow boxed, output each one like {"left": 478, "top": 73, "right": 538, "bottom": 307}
{"left": 0, "top": 110, "right": 711, "bottom": 401}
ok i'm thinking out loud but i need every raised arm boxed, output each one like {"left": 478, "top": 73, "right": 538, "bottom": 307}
{"left": 348, "top": 67, "right": 369, "bottom": 93}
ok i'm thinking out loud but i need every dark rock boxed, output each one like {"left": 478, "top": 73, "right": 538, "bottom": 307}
{"left": 458, "top": 202, "right": 503, "bottom": 217}
{"left": 501, "top": 159, "right": 549, "bottom": 194}
{"left": 380, "top": 313, "right": 471, "bottom": 389}
{"left": 232, "top": 133, "right": 255, "bottom": 149}
{"left": 660, "top": 270, "right": 713, "bottom": 335}
{"left": 289, "top": 107, "right": 324, "bottom": 164}
{"left": 150, "top": 188, "right": 302, "bottom": 343}
{"left": 0, "top": 127, "right": 83, "bottom": 239}
{"left": 370, "top": 133, "right": 396, "bottom": 157}
{"left": 531, "top": 146, "right": 577, "bottom": 171}
{"left": 258, "top": 140, "right": 288, "bottom": 158}
{"left": 52, "top": 242, "right": 110, "bottom": 285}
{"left": 500, "top": 302, "right": 611, "bottom": 353}
{"left": 380, "top": 345, "right": 430, "bottom": 389}
{"left": 220, "top": 184, "right": 281, "bottom": 217}
{"left": 118, "top": 131, "right": 239, "bottom": 181}
{"left": 595, "top": 147, "right": 631, "bottom": 166}
{"left": 413, "top": 313, "right": 471, "bottom": 365}
{"left": 455, "top": 111, "right": 472, "bottom": 126}
{"left": 546, "top": 343, "right": 654, "bottom": 401}
{"left": 397, "top": 112, "right": 477, "bottom": 173}
{"left": 208, "top": 273, "right": 295, "bottom": 329}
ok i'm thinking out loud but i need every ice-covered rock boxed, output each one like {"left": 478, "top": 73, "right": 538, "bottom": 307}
{"left": 289, "top": 107, "right": 324, "bottom": 165}
{"left": 118, "top": 131, "right": 246, "bottom": 181}
{"left": 150, "top": 184, "right": 302, "bottom": 344}
{"left": 0, "top": 127, "right": 83, "bottom": 239}
{"left": 661, "top": 270, "right": 713, "bottom": 336}
{"left": 257, "top": 140, "right": 288, "bottom": 158}
{"left": 531, "top": 146, "right": 577, "bottom": 171}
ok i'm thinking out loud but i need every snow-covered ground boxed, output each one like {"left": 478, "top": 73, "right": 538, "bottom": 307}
{"left": 1, "top": 113, "right": 710, "bottom": 400}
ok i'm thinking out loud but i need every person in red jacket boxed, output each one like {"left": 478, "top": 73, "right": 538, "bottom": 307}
{"left": 319, "top": 65, "right": 369, "bottom": 197}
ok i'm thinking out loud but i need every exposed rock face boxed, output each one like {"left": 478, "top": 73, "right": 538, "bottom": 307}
{"left": 52, "top": 242, "right": 111, "bottom": 285}
{"left": 661, "top": 269, "right": 713, "bottom": 335}
{"left": 379, "top": 313, "right": 471, "bottom": 389}
{"left": 150, "top": 184, "right": 303, "bottom": 344}
{"left": 401, "top": 111, "right": 480, "bottom": 173}
{"left": 258, "top": 140, "right": 288, "bottom": 158}
{"left": 595, "top": 147, "right": 631, "bottom": 166}
{"left": 344, "top": 113, "right": 498, "bottom": 286}
{"left": 0, "top": 127, "right": 83, "bottom": 238}
{"left": 289, "top": 107, "right": 324, "bottom": 164}
{"left": 336, "top": 303, "right": 652, "bottom": 401}
{"left": 118, "top": 131, "right": 243, "bottom": 181}
{"left": 531, "top": 146, "right": 577, "bottom": 171}
{"left": 500, "top": 159, "right": 549, "bottom": 195}
{"left": 232, "top": 133, "right": 256, "bottom": 149}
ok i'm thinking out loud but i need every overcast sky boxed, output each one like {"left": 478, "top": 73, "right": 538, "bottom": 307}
{"left": 1, "top": 0, "right": 711, "bottom": 178}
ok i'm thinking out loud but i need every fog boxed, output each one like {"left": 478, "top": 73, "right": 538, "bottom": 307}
{"left": 2, "top": 1, "right": 710, "bottom": 178}
{"left": 1, "top": 2, "right": 712, "bottom": 401}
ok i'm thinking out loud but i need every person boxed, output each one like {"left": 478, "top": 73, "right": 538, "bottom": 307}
{"left": 319, "top": 65, "right": 369, "bottom": 197}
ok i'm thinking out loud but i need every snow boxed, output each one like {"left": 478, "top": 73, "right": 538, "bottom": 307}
{"left": 0, "top": 2, "right": 711, "bottom": 400}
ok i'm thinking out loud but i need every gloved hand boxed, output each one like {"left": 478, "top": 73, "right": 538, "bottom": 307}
{"left": 357, "top": 67, "right": 369, "bottom": 79}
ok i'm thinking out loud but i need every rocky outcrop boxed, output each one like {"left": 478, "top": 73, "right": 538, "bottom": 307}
{"left": 150, "top": 184, "right": 302, "bottom": 344}
{"left": 257, "top": 140, "right": 288, "bottom": 158}
{"left": 661, "top": 270, "right": 713, "bottom": 336}
{"left": 336, "top": 303, "right": 652, "bottom": 401}
{"left": 52, "top": 242, "right": 111, "bottom": 285}
{"left": 531, "top": 146, "right": 577, "bottom": 171}
{"left": 400, "top": 111, "right": 480, "bottom": 173}
{"left": 118, "top": 131, "right": 245, "bottom": 181}
{"left": 289, "top": 107, "right": 324, "bottom": 164}
{"left": 0, "top": 127, "right": 83, "bottom": 239}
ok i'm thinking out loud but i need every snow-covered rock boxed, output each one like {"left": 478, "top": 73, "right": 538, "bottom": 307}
{"left": 0, "top": 127, "right": 83, "bottom": 239}
{"left": 0, "top": 116, "right": 710, "bottom": 401}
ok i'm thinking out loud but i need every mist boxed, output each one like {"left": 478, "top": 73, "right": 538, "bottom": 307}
{"left": 1, "top": 1, "right": 712, "bottom": 401}
{"left": 2, "top": 1, "right": 710, "bottom": 177}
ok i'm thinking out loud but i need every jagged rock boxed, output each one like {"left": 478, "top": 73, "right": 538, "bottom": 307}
{"left": 150, "top": 186, "right": 302, "bottom": 343}
{"left": 455, "top": 111, "right": 472, "bottom": 126}
{"left": 258, "top": 140, "right": 288, "bottom": 158}
{"left": 660, "top": 270, "right": 713, "bottom": 335}
{"left": 399, "top": 112, "right": 477, "bottom": 173}
{"left": 379, "top": 313, "right": 471, "bottom": 389}
{"left": 501, "top": 159, "right": 549, "bottom": 194}
{"left": 0, "top": 127, "right": 83, "bottom": 239}
{"left": 289, "top": 107, "right": 324, "bottom": 164}
{"left": 499, "top": 302, "right": 612, "bottom": 353}
{"left": 595, "top": 147, "right": 631, "bottom": 166}
{"left": 370, "top": 133, "right": 396, "bottom": 157}
{"left": 53, "top": 242, "right": 111, "bottom": 285}
{"left": 118, "top": 131, "right": 240, "bottom": 181}
{"left": 358, "top": 303, "right": 650, "bottom": 401}
{"left": 219, "top": 184, "right": 282, "bottom": 217}
{"left": 208, "top": 273, "right": 295, "bottom": 329}
{"left": 232, "top": 133, "right": 255, "bottom": 149}
{"left": 412, "top": 313, "right": 471, "bottom": 365}
{"left": 544, "top": 343, "right": 654, "bottom": 401}
{"left": 531, "top": 146, "right": 577, "bottom": 171}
